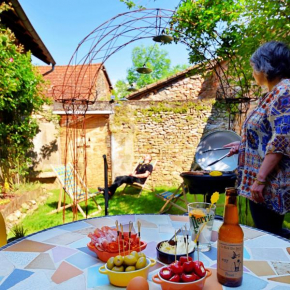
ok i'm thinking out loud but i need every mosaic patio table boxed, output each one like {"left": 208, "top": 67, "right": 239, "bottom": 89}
{"left": 0, "top": 214, "right": 289, "bottom": 290}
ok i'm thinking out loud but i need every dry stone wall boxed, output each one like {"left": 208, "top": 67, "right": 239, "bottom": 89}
{"left": 111, "top": 100, "right": 229, "bottom": 186}
{"left": 129, "top": 72, "right": 217, "bottom": 101}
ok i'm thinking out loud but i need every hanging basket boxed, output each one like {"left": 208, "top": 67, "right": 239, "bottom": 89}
{"left": 127, "top": 85, "right": 138, "bottom": 92}
{"left": 153, "top": 34, "right": 173, "bottom": 44}
{"left": 136, "top": 67, "right": 152, "bottom": 74}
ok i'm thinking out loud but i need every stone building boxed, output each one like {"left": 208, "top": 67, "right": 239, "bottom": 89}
{"left": 35, "top": 64, "right": 230, "bottom": 189}
{"left": 107, "top": 66, "right": 229, "bottom": 187}
{"left": 34, "top": 64, "right": 113, "bottom": 187}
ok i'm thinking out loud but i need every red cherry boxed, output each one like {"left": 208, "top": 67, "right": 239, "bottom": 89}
{"left": 169, "top": 274, "right": 180, "bottom": 282}
{"left": 193, "top": 261, "right": 206, "bottom": 278}
{"left": 181, "top": 272, "right": 199, "bottom": 282}
{"left": 170, "top": 261, "right": 183, "bottom": 275}
{"left": 179, "top": 256, "right": 193, "bottom": 265}
{"left": 183, "top": 260, "right": 195, "bottom": 273}
{"left": 159, "top": 267, "right": 173, "bottom": 280}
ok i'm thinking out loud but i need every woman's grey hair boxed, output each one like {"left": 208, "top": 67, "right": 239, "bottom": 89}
{"left": 250, "top": 41, "right": 290, "bottom": 81}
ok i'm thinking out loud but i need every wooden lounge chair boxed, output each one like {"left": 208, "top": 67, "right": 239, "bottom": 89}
{"left": 50, "top": 163, "right": 102, "bottom": 218}
{"left": 155, "top": 183, "right": 189, "bottom": 214}
{"left": 122, "top": 159, "right": 158, "bottom": 197}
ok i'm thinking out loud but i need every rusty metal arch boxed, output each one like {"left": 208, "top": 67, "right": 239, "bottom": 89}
{"left": 52, "top": 8, "right": 175, "bottom": 103}
{"left": 53, "top": 8, "right": 177, "bottom": 221}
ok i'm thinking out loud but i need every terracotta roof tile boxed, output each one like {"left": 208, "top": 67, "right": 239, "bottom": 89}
{"left": 36, "top": 64, "right": 109, "bottom": 102}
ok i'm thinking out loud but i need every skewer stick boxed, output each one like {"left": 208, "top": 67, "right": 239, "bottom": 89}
{"left": 120, "top": 224, "right": 124, "bottom": 254}
{"left": 128, "top": 221, "right": 133, "bottom": 253}
{"left": 115, "top": 220, "right": 120, "bottom": 256}
{"left": 197, "top": 241, "right": 200, "bottom": 261}
{"left": 182, "top": 226, "right": 188, "bottom": 261}
{"left": 174, "top": 230, "right": 177, "bottom": 262}
{"left": 137, "top": 221, "right": 141, "bottom": 251}
{"left": 184, "top": 225, "right": 189, "bottom": 261}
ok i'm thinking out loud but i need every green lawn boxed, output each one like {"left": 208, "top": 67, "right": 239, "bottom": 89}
{"left": 10, "top": 186, "right": 290, "bottom": 239}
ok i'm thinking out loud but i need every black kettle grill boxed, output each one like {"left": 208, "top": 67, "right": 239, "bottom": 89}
{"left": 180, "top": 130, "right": 240, "bottom": 203}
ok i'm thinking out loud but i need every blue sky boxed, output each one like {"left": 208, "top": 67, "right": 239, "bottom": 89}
{"left": 20, "top": 0, "right": 190, "bottom": 85}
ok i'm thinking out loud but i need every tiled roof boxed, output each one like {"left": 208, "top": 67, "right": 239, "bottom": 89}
{"left": 1, "top": 0, "right": 55, "bottom": 65}
{"left": 36, "top": 64, "right": 112, "bottom": 102}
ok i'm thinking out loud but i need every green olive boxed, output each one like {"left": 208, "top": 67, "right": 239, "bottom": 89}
{"left": 124, "top": 254, "right": 137, "bottom": 266}
{"left": 125, "top": 266, "right": 136, "bottom": 272}
{"left": 138, "top": 252, "right": 146, "bottom": 259}
{"left": 106, "top": 257, "right": 114, "bottom": 270}
{"left": 135, "top": 257, "right": 147, "bottom": 270}
{"left": 112, "top": 265, "right": 124, "bottom": 272}
{"left": 113, "top": 255, "right": 124, "bottom": 267}
{"left": 130, "top": 251, "right": 139, "bottom": 260}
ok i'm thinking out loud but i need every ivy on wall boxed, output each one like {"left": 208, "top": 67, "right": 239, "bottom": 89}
{"left": 110, "top": 100, "right": 215, "bottom": 128}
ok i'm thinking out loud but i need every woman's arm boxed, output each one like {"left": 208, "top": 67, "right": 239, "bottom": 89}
{"left": 251, "top": 153, "right": 283, "bottom": 202}
{"left": 223, "top": 141, "right": 240, "bottom": 157}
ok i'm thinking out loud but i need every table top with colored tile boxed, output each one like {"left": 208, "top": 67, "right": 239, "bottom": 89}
{"left": 0, "top": 214, "right": 289, "bottom": 290}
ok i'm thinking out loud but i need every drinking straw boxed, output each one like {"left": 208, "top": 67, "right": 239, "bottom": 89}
{"left": 115, "top": 220, "right": 120, "bottom": 256}
{"left": 128, "top": 221, "right": 133, "bottom": 253}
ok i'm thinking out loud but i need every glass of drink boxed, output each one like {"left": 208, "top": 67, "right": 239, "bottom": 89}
{"left": 188, "top": 202, "right": 216, "bottom": 252}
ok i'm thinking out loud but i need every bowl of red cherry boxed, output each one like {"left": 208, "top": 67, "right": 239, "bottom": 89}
{"left": 152, "top": 256, "right": 211, "bottom": 290}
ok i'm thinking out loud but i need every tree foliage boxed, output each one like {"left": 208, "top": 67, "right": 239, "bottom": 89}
{"left": 114, "top": 44, "right": 188, "bottom": 98}
{"left": 119, "top": 0, "right": 289, "bottom": 99}
{"left": 0, "top": 4, "right": 50, "bottom": 184}
{"left": 171, "top": 0, "right": 289, "bottom": 99}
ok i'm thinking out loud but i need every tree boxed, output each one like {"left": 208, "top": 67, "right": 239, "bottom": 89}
{"left": 0, "top": 3, "right": 50, "bottom": 185}
{"left": 119, "top": 0, "right": 289, "bottom": 99}
{"left": 171, "top": 0, "right": 289, "bottom": 99}
{"left": 114, "top": 44, "right": 188, "bottom": 98}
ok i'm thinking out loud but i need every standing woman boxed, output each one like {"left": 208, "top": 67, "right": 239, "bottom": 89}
{"left": 225, "top": 41, "right": 290, "bottom": 236}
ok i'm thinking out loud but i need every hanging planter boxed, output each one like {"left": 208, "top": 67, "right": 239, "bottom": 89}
{"left": 136, "top": 65, "right": 152, "bottom": 74}
{"left": 153, "top": 34, "right": 173, "bottom": 44}
{"left": 127, "top": 84, "right": 138, "bottom": 92}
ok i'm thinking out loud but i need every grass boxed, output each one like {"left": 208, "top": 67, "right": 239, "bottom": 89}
{"left": 10, "top": 185, "right": 290, "bottom": 239}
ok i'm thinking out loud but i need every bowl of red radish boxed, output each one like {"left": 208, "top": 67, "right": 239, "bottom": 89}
{"left": 152, "top": 256, "right": 211, "bottom": 290}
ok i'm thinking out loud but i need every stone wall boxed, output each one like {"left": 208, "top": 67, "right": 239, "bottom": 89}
{"left": 59, "top": 114, "right": 111, "bottom": 189}
{"left": 110, "top": 71, "right": 230, "bottom": 186}
{"left": 34, "top": 69, "right": 234, "bottom": 189}
{"left": 128, "top": 71, "right": 217, "bottom": 101}
{"left": 111, "top": 100, "right": 229, "bottom": 186}
{"left": 96, "top": 70, "right": 112, "bottom": 101}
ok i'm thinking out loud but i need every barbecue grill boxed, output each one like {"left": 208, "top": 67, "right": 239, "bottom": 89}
{"left": 181, "top": 130, "right": 240, "bottom": 202}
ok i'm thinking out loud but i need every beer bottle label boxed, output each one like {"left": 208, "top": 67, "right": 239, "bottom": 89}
{"left": 217, "top": 240, "right": 243, "bottom": 278}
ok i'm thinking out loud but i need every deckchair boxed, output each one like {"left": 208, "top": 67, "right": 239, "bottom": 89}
{"left": 155, "top": 183, "right": 189, "bottom": 214}
{"left": 50, "top": 163, "right": 102, "bottom": 218}
{"left": 122, "top": 159, "right": 158, "bottom": 197}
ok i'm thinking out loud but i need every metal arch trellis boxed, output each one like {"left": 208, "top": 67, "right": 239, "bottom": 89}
{"left": 52, "top": 8, "right": 175, "bottom": 103}
{"left": 53, "top": 8, "right": 177, "bottom": 221}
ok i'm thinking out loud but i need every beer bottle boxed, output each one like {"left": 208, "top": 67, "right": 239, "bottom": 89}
{"left": 217, "top": 187, "right": 243, "bottom": 287}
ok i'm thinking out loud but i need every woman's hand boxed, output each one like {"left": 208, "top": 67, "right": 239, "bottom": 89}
{"left": 250, "top": 181, "right": 265, "bottom": 203}
{"left": 223, "top": 141, "right": 240, "bottom": 157}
